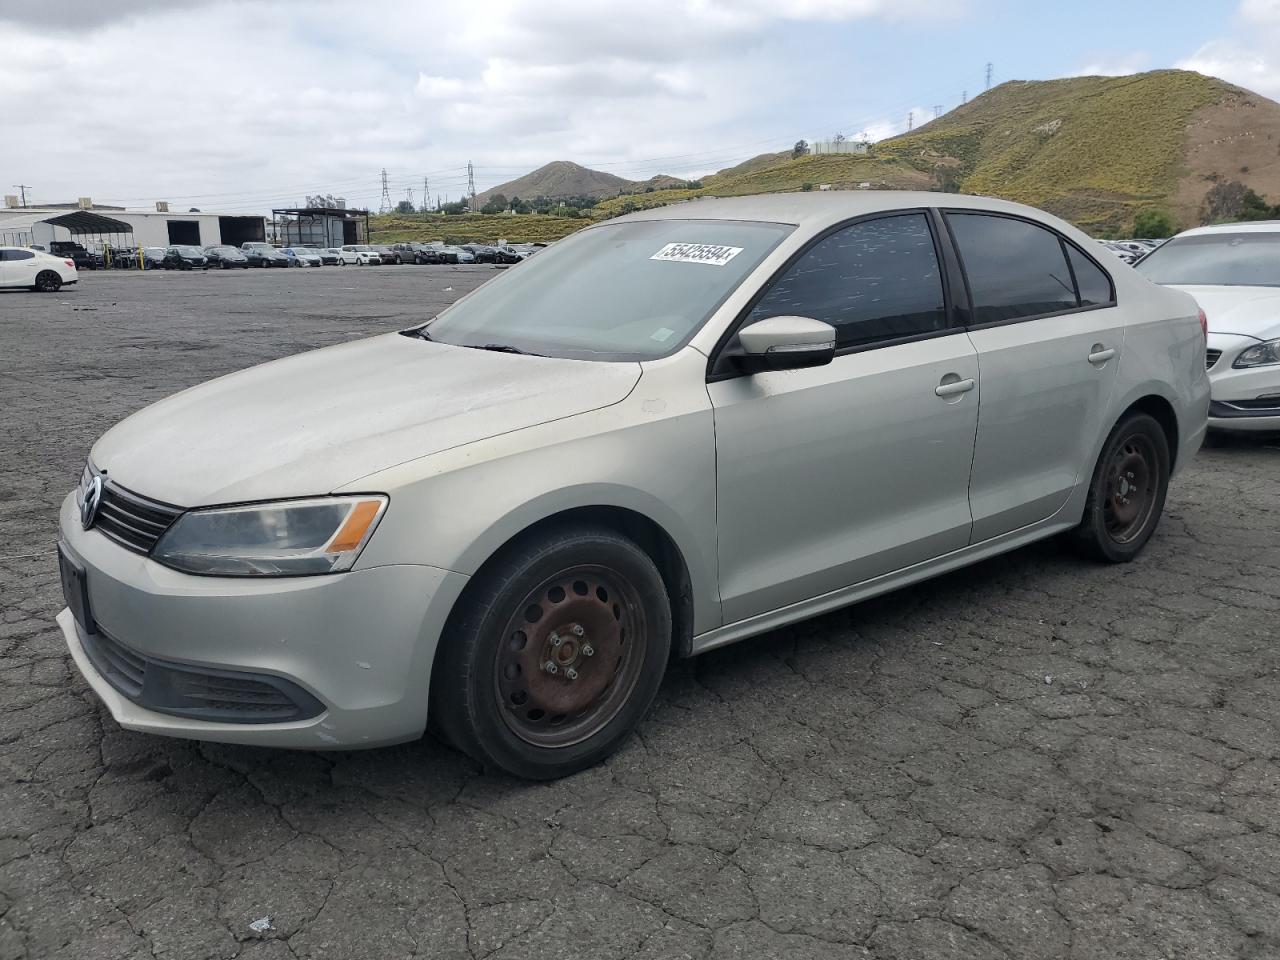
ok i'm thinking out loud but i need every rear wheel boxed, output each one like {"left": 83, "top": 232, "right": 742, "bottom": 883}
{"left": 1071, "top": 412, "right": 1170, "bottom": 563}
{"left": 431, "top": 526, "right": 671, "bottom": 779}
{"left": 34, "top": 271, "right": 62, "bottom": 292}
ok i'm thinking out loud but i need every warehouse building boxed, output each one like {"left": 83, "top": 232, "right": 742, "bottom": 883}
{"left": 0, "top": 200, "right": 266, "bottom": 249}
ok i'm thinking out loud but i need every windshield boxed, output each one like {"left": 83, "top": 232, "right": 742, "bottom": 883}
{"left": 1135, "top": 232, "right": 1280, "bottom": 287}
{"left": 174, "top": 246, "right": 203, "bottom": 255}
{"left": 424, "top": 219, "right": 792, "bottom": 360}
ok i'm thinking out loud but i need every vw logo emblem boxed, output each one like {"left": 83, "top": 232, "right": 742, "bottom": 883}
{"left": 80, "top": 475, "right": 103, "bottom": 530}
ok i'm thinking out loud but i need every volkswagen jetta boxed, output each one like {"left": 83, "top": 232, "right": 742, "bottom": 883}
{"left": 57, "top": 193, "right": 1209, "bottom": 779}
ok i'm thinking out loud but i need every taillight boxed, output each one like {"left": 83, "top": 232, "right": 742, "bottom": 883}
{"left": 64, "top": 259, "right": 76, "bottom": 269}
{"left": 1198, "top": 309, "right": 1208, "bottom": 338}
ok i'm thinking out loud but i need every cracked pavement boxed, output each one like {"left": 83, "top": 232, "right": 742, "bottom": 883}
{"left": 2, "top": 268, "right": 1280, "bottom": 959}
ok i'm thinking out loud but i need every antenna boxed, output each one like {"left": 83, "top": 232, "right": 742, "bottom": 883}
{"left": 378, "top": 168, "right": 392, "bottom": 214}
{"left": 985, "top": 62, "right": 994, "bottom": 90}
{"left": 907, "top": 111, "right": 914, "bottom": 132}
{"left": 467, "top": 162, "right": 476, "bottom": 211}
{"left": 12, "top": 184, "right": 31, "bottom": 207}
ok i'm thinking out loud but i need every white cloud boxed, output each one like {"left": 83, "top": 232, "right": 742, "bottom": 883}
{"left": 1072, "top": 52, "right": 1151, "bottom": 77}
{"left": 0, "top": 0, "right": 963, "bottom": 210}
{"left": 1179, "top": 40, "right": 1280, "bottom": 95}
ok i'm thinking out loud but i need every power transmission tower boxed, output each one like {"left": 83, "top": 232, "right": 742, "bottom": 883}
{"left": 933, "top": 104, "right": 943, "bottom": 120}
{"left": 467, "top": 162, "right": 476, "bottom": 211}
{"left": 405, "top": 188, "right": 414, "bottom": 211}
{"left": 985, "top": 62, "right": 994, "bottom": 90}
{"left": 907, "top": 111, "right": 914, "bottom": 132}
{"left": 12, "top": 184, "right": 31, "bottom": 207}
{"left": 422, "top": 176, "right": 429, "bottom": 216}
{"left": 962, "top": 90, "right": 968, "bottom": 104}
{"left": 378, "top": 168, "right": 392, "bottom": 214}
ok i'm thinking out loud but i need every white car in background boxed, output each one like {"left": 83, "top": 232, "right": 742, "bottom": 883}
{"left": 1136, "top": 222, "right": 1280, "bottom": 432}
{"left": 0, "top": 246, "right": 78, "bottom": 292}
{"left": 338, "top": 244, "right": 381, "bottom": 265}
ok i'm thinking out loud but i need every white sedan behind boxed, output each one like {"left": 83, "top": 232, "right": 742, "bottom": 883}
{"left": 0, "top": 246, "right": 79, "bottom": 292}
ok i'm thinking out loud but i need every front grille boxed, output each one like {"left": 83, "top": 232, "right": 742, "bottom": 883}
{"left": 80, "top": 628, "right": 324, "bottom": 724}
{"left": 93, "top": 480, "right": 183, "bottom": 555}
{"left": 1206, "top": 349, "right": 1222, "bottom": 369}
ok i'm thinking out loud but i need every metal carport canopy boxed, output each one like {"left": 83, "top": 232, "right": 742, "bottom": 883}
{"left": 42, "top": 211, "right": 133, "bottom": 235}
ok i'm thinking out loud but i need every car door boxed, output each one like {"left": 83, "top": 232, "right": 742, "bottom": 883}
{"left": 943, "top": 211, "right": 1123, "bottom": 542}
{"left": 2, "top": 249, "right": 40, "bottom": 287}
{"left": 708, "top": 211, "right": 981, "bottom": 625}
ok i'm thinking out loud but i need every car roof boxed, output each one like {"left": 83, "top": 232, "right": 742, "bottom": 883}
{"left": 606, "top": 191, "right": 1066, "bottom": 230}
{"left": 1173, "top": 220, "right": 1280, "bottom": 238}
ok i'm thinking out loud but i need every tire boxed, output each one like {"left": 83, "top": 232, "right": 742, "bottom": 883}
{"left": 34, "top": 271, "right": 62, "bottom": 293}
{"left": 431, "top": 525, "right": 671, "bottom": 780}
{"left": 1071, "top": 411, "right": 1170, "bottom": 563}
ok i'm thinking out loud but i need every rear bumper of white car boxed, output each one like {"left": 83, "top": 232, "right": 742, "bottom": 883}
{"left": 56, "top": 492, "right": 468, "bottom": 748}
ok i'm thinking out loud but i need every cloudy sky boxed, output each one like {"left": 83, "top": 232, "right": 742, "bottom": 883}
{"left": 0, "top": 0, "right": 1275, "bottom": 213}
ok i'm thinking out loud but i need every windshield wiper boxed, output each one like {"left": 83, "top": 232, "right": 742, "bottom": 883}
{"left": 475, "top": 342, "right": 547, "bottom": 357}
{"left": 401, "top": 325, "right": 433, "bottom": 341}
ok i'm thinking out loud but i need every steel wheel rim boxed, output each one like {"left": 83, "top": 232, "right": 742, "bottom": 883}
{"left": 494, "top": 563, "right": 647, "bottom": 748}
{"left": 1103, "top": 433, "right": 1158, "bottom": 544}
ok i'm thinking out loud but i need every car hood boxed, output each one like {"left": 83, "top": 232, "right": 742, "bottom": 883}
{"left": 1171, "top": 285, "right": 1280, "bottom": 340}
{"left": 92, "top": 333, "right": 641, "bottom": 506}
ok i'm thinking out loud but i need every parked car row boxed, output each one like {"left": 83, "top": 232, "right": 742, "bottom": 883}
{"left": 1097, "top": 238, "right": 1165, "bottom": 265}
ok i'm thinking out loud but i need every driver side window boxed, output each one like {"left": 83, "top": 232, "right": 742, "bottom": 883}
{"left": 744, "top": 213, "right": 948, "bottom": 350}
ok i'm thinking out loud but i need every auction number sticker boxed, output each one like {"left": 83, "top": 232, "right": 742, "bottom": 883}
{"left": 650, "top": 242, "right": 744, "bottom": 266}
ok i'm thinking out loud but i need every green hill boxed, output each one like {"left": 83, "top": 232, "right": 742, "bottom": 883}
{"left": 602, "top": 70, "right": 1280, "bottom": 234}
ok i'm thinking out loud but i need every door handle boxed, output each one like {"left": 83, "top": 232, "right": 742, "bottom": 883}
{"left": 1088, "top": 345, "right": 1116, "bottom": 365}
{"left": 935, "top": 377, "right": 976, "bottom": 398}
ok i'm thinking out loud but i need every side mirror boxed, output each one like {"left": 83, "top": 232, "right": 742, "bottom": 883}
{"left": 735, "top": 315, "right": 837, "bottom": 373}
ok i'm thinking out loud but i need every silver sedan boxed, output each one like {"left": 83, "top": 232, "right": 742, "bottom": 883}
{"left": 57, "top": 192, "right": 1208, "bottom": 779}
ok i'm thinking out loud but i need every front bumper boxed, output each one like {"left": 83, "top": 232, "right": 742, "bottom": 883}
{"left": 1207, "top": 340, "right": 1280, "bottom": 432}
{"left": 57, "top": 492, "right": 469, "bottom": 748}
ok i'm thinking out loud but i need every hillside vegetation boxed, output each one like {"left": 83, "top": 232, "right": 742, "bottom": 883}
{"left": 601, "top": 71, "right": 1280, "bottom": 233}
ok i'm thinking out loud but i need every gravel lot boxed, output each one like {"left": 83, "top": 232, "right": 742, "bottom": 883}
{"left": 2, "top": 267, "right": 1279, "bottom": 960}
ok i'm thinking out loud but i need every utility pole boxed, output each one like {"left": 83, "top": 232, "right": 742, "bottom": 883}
{"left": 467, "top": 162, "right": 476, "bottom": 212}
{"left": 378, "top": 168, "right": 392, "bottom": 214}
{"left": 933, "top": 104, "right": 943, "bottom": 120}
{"left": 907, "top": 111, "right": 914, "bottom": 132}
{"left": 12, "top": 184, "right": 31, "bottom": 207}
{"left": 985, "top": 62, "right": 994, "bottom": 90}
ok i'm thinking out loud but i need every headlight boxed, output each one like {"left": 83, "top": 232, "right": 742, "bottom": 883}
{"left": 152, "top": 496, "right": 387, "bottom": 577}
{"left": 1234, "top": 338, "right": 1280, "bottom": 368}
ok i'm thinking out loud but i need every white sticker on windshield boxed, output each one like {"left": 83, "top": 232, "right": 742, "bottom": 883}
{"left": 651, "top": 327, "right": 675, "bottom": 342}
{"left": 650, "top": 242, "right": 744, "bottom": 266}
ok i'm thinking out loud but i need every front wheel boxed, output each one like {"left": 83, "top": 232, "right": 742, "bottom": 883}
{"left": 431, "top": 526, "right": 671, "bottom": 779}
{"left": 1071, "top": 411, "right": 1170, "bottom": 563}
{"left": 34, "top": 271, "right": 62, "bottom": 292}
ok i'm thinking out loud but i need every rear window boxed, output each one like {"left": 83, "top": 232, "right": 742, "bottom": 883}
{"left": 1135, "top": 232, "right": 1280, "bottom": 287}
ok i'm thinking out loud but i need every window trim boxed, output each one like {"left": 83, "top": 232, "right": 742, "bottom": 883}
{"left": 940, "top": 208, "right": 1118, "bottom": 332}
{"left": 706, "top": 208, "right": 964, "bottom": 382}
